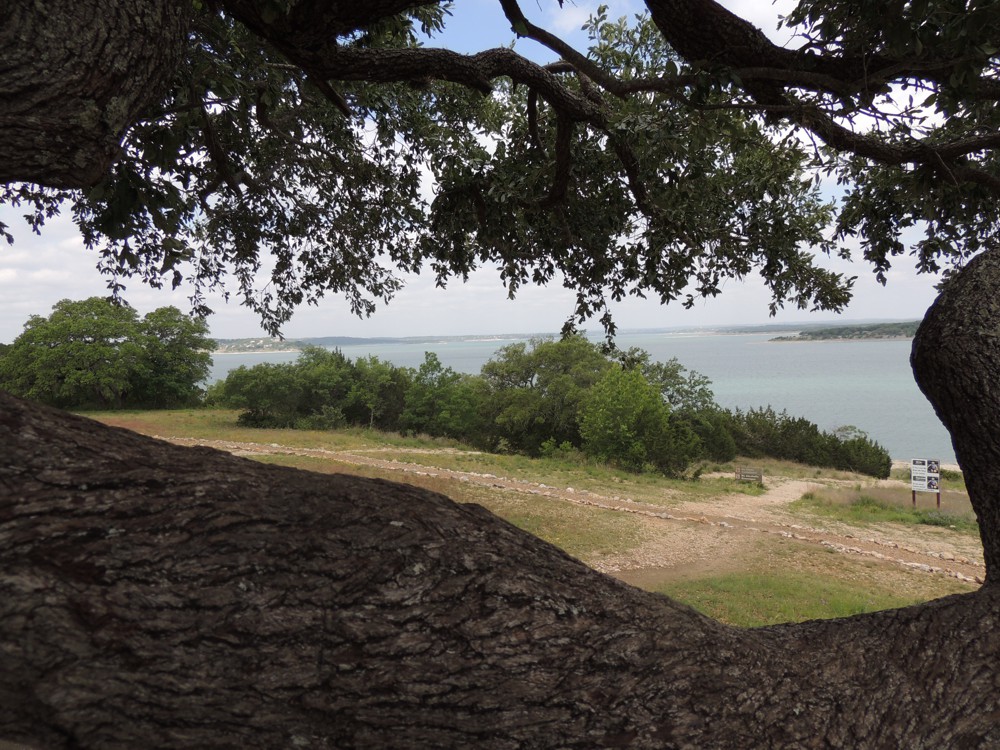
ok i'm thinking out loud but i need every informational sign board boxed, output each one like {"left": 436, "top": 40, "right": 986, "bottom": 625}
{"left": 911, "top": 458, "right": 941, "bottom": 493}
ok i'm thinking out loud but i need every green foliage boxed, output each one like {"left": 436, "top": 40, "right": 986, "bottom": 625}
{"left": 401, "top": 353, "right": 491, "bottom": 443}
{"left": 0, "top": 298, "right": 213, "bottom": 409}
{"left": 539, "top": 438, "right": 580, "bottom": 461}
{"left": 211, "top": 335, "right": 723, "bottom": 474}
{"left": 347, "top": 355, "right": 411, "bottom": 430}
{"left": 208, "top": 335, "right": 897, "bottom": 478}
{"left": 579, "top": 366, "right": 700, "bottom": 476}
{"left": 131, "top": 306, "right": 215, "bottom": 408}
{"left": 209, "top": 346, "right": 412, "bottom": 431}
{"left": 618, "top": 347, "right": 717, "bottom": 413}
{"left": 481, "top": 336, "right": 613, "bottom": 454}
{"left": 686, "top": 409, "right": 738, "bottom": 463}
{"left": 722, "top": 407, "right": 892, "bottom": 478}
{"left": 2, "top": 7, "right": 857, "bottom": 337}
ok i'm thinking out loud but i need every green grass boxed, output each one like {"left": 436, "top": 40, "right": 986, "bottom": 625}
{"left": 793, "top": 490, "right": 979, "bottom": 534}
{"left": 379, "top": 449, "right": 766, "bottom": 506}
{"left": 658, "top": 571, "right": 925, "bottom": 627}
{"left": 84, "top": 408, "right": 469, "bottom": 452}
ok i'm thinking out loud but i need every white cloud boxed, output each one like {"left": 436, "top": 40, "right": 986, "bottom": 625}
{"left": 718, "top": 0, "right": 800, "bottom": 45}
{"left": 546, "top": 3, "right": 600, "bottom": 34}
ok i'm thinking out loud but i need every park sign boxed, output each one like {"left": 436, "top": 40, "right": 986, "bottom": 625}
{"left": 911, "top": 458, "right": 941, "bottom": 492}
{"left": 911, "top": 458, "right": 942, "bottom": 509}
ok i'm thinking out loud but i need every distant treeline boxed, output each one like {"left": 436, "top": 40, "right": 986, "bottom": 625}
{"left": 207, "top": 336, "right": 893, "bottom": 478}
{"left": 214, "top": 335, "right": 400, "bottom": 353}
{"left": 772, "top": 321, "right": 920, "bottom": 341}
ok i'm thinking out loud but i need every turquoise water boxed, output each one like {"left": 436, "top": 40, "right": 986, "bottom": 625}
{"left": 209, "top": 331, "right": 954, "bottom": 463}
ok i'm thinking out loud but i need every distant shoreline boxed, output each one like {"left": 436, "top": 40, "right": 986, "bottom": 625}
{"left": 771, "top": 335, "right": 913, "bottom": 343}
{"left": 214, "top": 348, "right": 302, "bottom": 355}
{"left": 211, "top": 322, "right": 923, "bottom": 354}
{"left": 770, "top": 321, "right": 920, "bottom": 343}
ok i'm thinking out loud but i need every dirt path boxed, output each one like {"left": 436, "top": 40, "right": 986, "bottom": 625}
{"left": 160, "top": 437, "right": 985, "bottom": 587}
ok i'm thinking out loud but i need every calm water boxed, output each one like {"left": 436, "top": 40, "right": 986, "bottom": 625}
{"left": 209, "top": 331, "right": 954, "bottom": 463}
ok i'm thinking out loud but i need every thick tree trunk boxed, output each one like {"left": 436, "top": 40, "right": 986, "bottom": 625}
{"left": 1, "top": 392, "right": 998, "bottom": 748}
{"left": 0, "top": 0, "right": 188, "bottom": 188}
{"left": 912, "top": 248, "right": 1000, "bottom": 582}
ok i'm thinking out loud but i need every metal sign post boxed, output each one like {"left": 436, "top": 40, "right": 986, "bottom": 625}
{"left": 911, "top": 458, "right": 942, "bottom": 509}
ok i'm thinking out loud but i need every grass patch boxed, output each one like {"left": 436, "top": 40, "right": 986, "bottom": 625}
{"left": 379, "top": 450, "right": 767, "bottom": 507}
{"left": 658, "top": 571, "right": 925, "bottom": 627}
{"left": 87, "top": 409, "right": 980, "bottom": 628}
{"left": 793, "top": 488, "right": 978, "bottom": 534}
{"left": 86, "top": 408, "right": 473, "bottom": 452}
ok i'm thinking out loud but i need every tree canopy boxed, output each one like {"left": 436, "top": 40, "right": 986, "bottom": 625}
{"left": 0, "top": 297, "right": 214, "bottom": 409}
{"left": 6, "top": 0, "right": 1000, "bottom": 336}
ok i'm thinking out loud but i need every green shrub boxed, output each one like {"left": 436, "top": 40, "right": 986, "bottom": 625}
{"left": 579, "top": 366, "right": 700, "bottom": 476}
{"left": 722, "top": 407, "right": 891, "bottom": 478}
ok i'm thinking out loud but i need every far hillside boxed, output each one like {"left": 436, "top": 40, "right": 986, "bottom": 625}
{"left": 772, "top": 321, "right": 920, "bottom": 342}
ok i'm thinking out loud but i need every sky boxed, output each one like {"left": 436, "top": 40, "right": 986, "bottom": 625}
{"left": 0, "top": 0, "right": 945, "bottom": 343}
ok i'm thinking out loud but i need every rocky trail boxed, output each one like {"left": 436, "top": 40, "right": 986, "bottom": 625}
{"left": 160, "top": 437, "right": 985, "bottom": 588}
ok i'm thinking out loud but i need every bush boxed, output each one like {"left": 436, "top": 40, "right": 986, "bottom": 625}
{"left": 683, "top": 410, "right": 738, "bottom": 463}
{"left": 212, "top": 347, "right": 410, "bottom": 430}
{"left": 723, "top": 407, "right": 891, "bottom": 478}
{"left": 579, "top": 366, "right": 700, "bottom": 476}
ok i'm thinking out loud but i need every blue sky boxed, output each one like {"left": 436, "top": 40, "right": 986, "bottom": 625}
{"left": 0, "top": 0, "right": 944, "bottom": 341}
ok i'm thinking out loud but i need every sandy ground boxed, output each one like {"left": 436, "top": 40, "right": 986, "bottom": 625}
{"left": 158, "top": 437, "right": 985, "bottom": 593}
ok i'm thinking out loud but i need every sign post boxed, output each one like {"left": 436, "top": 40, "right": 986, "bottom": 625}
{"left": 910, "top": 458, "right": 942, "bottom": 509}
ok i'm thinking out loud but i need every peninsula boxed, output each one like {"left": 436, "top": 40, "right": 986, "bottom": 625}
{"left": 772, "top": 321, "right": 920, "bottom": 342}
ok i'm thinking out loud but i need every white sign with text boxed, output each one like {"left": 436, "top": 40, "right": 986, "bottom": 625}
{"left": 911, "top": 458, "right": 941, "bottom": 493}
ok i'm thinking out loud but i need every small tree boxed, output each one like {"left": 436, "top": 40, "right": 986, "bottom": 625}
{"left": 580, "top": 365, "right": 700, "bottom": 475}
{"left": 346, "top": 355, "right": 410, "bottom": 430}
{"left": 482, "top": 336, "right": 612, "bottom": 453}
{"left": 619, "top": 347, "right": 717, "bottom": 413}
{"left": 402, "top": 352, "right": 490, "bottom": 441}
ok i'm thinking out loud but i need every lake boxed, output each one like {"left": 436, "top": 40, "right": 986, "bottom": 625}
{"left": 209, "top": 331, "right": 954, "bottom": 463}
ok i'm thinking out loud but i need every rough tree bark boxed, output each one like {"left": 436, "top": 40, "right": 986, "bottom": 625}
{"left": 1, "top": 392, "right": 999, "bottom": 748}
{"left": 0, "top": 0, "right": 189, "bottom": 188}
{"left": 912, "top": 248, "right": 1000, "bottom": 583}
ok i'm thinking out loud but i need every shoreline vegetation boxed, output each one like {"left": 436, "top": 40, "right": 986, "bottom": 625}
{"left": 206, "top": 338, "right": 896, "bottom": 479}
